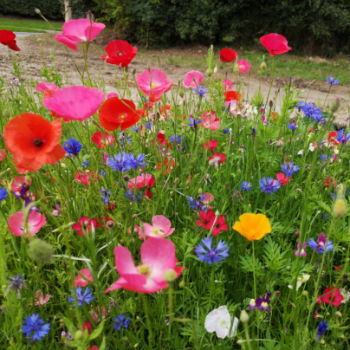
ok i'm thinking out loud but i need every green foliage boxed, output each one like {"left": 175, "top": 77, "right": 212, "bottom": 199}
{"left": 91, "top": 0, "right": 350, "bottom": 55}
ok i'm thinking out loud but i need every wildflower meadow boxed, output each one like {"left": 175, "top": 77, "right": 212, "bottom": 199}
{"left": 0, "top": 20, "right": 350, "bottom": 350}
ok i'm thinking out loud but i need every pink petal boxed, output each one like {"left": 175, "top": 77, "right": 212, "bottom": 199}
{"left": 183, "top": 70, "right": 204, "bottom": 88}
{"left": 55, "top": 34, "right": 79, "bottom": 50}
{"left": 74, "top": 268, "right": 94, "bottom": 287}
{"left": 62, "top": 19, "right": 105, "bottom": 42}
{"left": 114, "top": 246, "right": 137, "bottom": 275}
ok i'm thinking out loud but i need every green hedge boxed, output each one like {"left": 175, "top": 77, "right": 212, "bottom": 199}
{"left": 91, "top": 0, "right": 350, "bottom": 55}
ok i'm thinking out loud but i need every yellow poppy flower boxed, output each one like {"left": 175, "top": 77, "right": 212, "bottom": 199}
{"left": 233, "top": 213, "right": 271, "bottom": 241}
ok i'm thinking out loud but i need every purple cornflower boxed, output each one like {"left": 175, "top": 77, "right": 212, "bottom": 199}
{"left": 336, "top": 129, "right": 350, "bottom": 144}
{"left": 0, "top": 187, "right": 8, "bottom": 201}
{"left": 316, "top": 320, "right": 328, "bottom": 340}
{"left": 288, "top": 122, "right": 297, "bottom": 131}
{"left": 68, "top": 287, "right": 95, "bottom": 307}
{"left": 169, "top": 134, "right": 185, "bottom": 144}
{"left": 113, "top": 314, "right": 131, "bottom": 331}
{"left": 295, "top": 242, "right": 307, "bottom": 257}
{"left": 259, "top": 177, "right": 280, "bottom": 194}
{"left": 320, "top": 154, "right": 328, "bottom": 162}
{"left": 308, "top": 233, "right": 333, "bottom": 254}
{"left": 107, "top": 152, "right": 146, "bottom": 172}
{"left": 187, "top": 196, "right": 208, "bottom": 211}
{"left": 22, "top": 314, "right": 50, "bottom": 341}
{"left": 194, "top": 85, "right": 208, "bottom": 97}
{"left": 124, "top": 190, "right": 142, "bottom": 202}
{"left": 249, "top": 292, "right": 271, "bottom": 312}
{"left": 7, "top": 274, "right": 26, "bottom": 295}
{"left": 241, "top": 181, "right": 253, "bottom": 191}
{"left": 326, "top": 76, "right": 340, "bottom": 85}
{"left": 280, "top": 162, "right": 299, "bottom": 177}
{"left": 188, "top": 117, "right": 202, "bottom": 128}
{"left": 63, "top": 138, "right": 82, "bottom": 155}
{"left": 100, "top": 187, "right": 111, "bottom": 205}
{"left": 195, "top": 237, "right": 229, "bottom": 265}
{"left": 297, "top": 101, "right": 326, "bottom": 123}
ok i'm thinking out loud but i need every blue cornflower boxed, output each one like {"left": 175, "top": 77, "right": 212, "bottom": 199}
{"left": 188, "top": 117, "right": 202, "bottom": 128}
{"left": 82, "top": 160, "right": 90, "bottom": 167}
{"left": 169, "top": 134, "right": 185, "bottom": 144}
{"left": 326, "top": 76, "right": 340, "bottom": 85}
{"left": 308, "top": 233, "right": 333, "bottom": 254}
{"left": 22, "top": 314, "right": 50, "bottom": 341}
{"left": 0, "top": 187, "right": 8, "bottom": 201}
{"left": 100, "top": 187, "right": 111, "bottom": 205}
{"left": 63, "top": 138, "right": 82, "bottom": 155}
{"left": 145, "top": 122, "right": 152, "bottom": 130}
{"left": 320, "top": 154, "right": 328, "bottom": 162}
{"left": 222, "top": 128, "right": 230, "bottom": 134}
{"left": 316, "top": 320, "right": 328, "bottom": 340}
{"left": 241, "top": 181, "right": 253, "bottom": 191}
{"left": 259, "top": 177, "right": 280, "bottom": 194}
{"left": 251, "top": 128, "right": 256, "bottom": 137}
{"left": 107, "top": 152, "right": 146, "bottom": 172}
{"left": 99, "top": 169, "right": 107, "bottom": 177}
{"left": 297, "top": 101, "right": 326, "bottom": 123}
{"left": 124, "top": 190, "right": 142, "bottom": 202}
{"left": 280, "top": 162, "right": 299, "bottom": 176}
{"left": 288, "top": 122, "right": 297, "bottom": 131}
{"left": 336, "top": 129, "right": 350, "bottom": 144}
{"left": 195, "top": 237, "right": 229, "bottom": 265}
{"left": 113, "top": 314, "right": 131, "bottom": 331}
{"left": 8, "top": 274, "right": 26, "bottom": 292}
{"left": 194, "top": 85, "right": 208, "bottom": 97}
{"left": 68, "top": 287, "right": 95, "bottom": 307}
{"left": 187, "top": 196, "right": 207, "bottom": 211}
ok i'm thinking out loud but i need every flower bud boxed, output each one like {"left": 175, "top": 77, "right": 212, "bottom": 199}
{"left": 239, "top": 310, "right": 249, "bottom": 323}
{"left": 27, "top": 239, "right": 54, "bottom": 265}
{"left": 259, "top": 61, "right": 267, "bottom": 71}
{"left": 333, "top": 198, "right": 347, "bottom": 217}
{"left": 34, "top": 8, "right": 41, "bottom": 14}
{"left": 164, "top": 269, "right": 177, "bottom": 282}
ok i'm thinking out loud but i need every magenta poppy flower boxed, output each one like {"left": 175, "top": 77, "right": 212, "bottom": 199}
{"left": 8, "top": 210, "right": 46, "bottom": 236}
{"left": 237, "top": 59, "right": 251, "bottom": 73}
{"left": 36, "top": 82, "right": 59, "bottom": 97}
{"left": 259, "top": 33, "right": 292, "bottom": 56}
{"left": 43, "top": 86, "right": 104, "bottom": 121}
{"left": 55, "top": 18, "right": 105, "bottom": 51}
{"left": 136, "top": 69, "right": 173, "bottom": 102}
{"left": 105, "top": 238, "right": 184, "bottom": 294}
{"left": 135, "top": 215, "right": 175, "bottom": 239}
{"left": 74, "top": 268, "right": 94, "bottom": 287}
{"left": 202, "top": 111, "right": 220, "bottom": 130}
{"left": 183, "top": 71, "right": 204, "bottom": 88}
{"left": 223, "top": 79, "right": 233, "bottom": 91}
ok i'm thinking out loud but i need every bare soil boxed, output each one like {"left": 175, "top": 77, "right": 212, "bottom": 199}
{"left": 1, "top": 33, "right": 349, "bottom": 124}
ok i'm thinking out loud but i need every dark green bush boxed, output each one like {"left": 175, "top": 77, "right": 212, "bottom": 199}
{"left": 91, "top": 0, "right": 350, "bottom": 55}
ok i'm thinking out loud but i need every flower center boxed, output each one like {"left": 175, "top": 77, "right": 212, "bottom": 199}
{"left": 33, "top": 138, "right": 44, "bottom": 147}
{"left": 151, "top": 227, "right": 164, "bottom": 236}
{"left": 137, "top": 264, "right": 151, "bottom": 276}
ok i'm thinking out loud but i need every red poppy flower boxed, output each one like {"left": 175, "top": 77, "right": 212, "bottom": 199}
{"left": 208, "top": 153, "right": 226, "bottom": 167}
{"left": 259, "top": 33, "right": 291, "bottom": 56}
{"left": 196, "top": 210, "right": 228, "bottom": 236}
{"left": 99, "top": 97, "right": 141, "bottom": 131}
{"left": 276, "top": 172, "right": 291, "bottom": 186}
{"left": 91, "top": 131, "right": 115, "bottom": 148}
{"left": 3, "top": 113, "right": 65, "bottom": 173}
{"left": 101, "top": 40, "right": 137, "bottom": 68}
{"left": 220, "top": 48, "right": 238, "bottom": 63}
{"left": 224, "top": 91, "right": 242, "bottom": 102}
{"left": 328, "top": 131, "right": 340, "bottom": 146}
{"left": 317, "top": 287, "right": 343, "bottom": 307}
{"left": 0, "top": 30, "right": 20, "bottom": 51}
{"left": 203, "top": 140, "right": 218, "bottom": 152}
{"left": 72, "top": 216, "right": 101, "bottom": 236}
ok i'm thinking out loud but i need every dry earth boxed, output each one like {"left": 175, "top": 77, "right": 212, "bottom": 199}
{"left": 1, "top": 33, "right": 349, "bottom": 124}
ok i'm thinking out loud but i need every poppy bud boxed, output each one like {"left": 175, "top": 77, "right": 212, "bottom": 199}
{"left": 34, "top": 8, "right": 41, "bottom": 14}
{"left": 27, "top": 239, "right": 54, "bottom": 265}
{"left": 164, "top": 269, "right": 177, "bottom": 282}
{"left": 239, "top": 310, "right": 249, "bottom": 323}
{"left": 259, "top": 61, "right": 267, "bottom": 71}
{"left": 333, "top": 198, "right": 347, "bottom": 217}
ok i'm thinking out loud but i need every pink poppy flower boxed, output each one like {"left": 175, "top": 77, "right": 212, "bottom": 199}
{"left": 34, "top": 290, "right": 52, "bottom": 306}
{"left": 11, "top": 176, "right": 31, "bottom": 193}
{"left": 237, "top": 59, "right": 251, "bottom": 73}
{"left": 276, "top": 172, "right": 291, "bottom": 186}
{"left": 201, "top": 192, "right": 215, "bottom": 204}
{"left": 74, "top": 268, "right": 94, "bottom": 287}
{"left": 8, "top": 210, "right": 46, "bottom": 236}
{"left": 136, "top": 69, "right": 173, "bottom": 102}
{"left": 105, "top": 237, "right": 184, "bottom": 294}
{"left": 36, "top": 82, "right": 59, "bottom": 98}
{"left": 128, "top": 174, "right": 155, "bottom": 190}
{"left": 223, "top": 79, "right": 233, "bottom": 91}
{"left": 55, "top": 18, "right": 105, "bottom": 51}
{"left": 43, "top": 86, "right": 104, "bottom": 121}
{"left": 259, "top": 33, "right": 292, "bottom": 56}
{"left": 202, "top": 111, "right": 220, "bottom": 130}
{"left": 209, "top": 153, "right": 226, "bottom": 167}
{"left": 203, "top": 140, "right": 218, "bottom": 152}
{"left": 135, "top": 215, "right": 175, "bottom": 239}
{"left": 72, "top": 216, "right": 100, "bottom": 236}
{"left": 183, "top": 70, "right": 204, "bottom": 88}
{"left": 74, "top": 170, "right": 99, "bottom": 185}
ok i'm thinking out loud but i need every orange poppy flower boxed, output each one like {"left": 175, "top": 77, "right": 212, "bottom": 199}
{"left": 99, "top": 97, "right": 141, "bottom": 131}
{"left": 4, "top": 113, "right": 65, "bottom": 173}
{"left": 233, "top": 213, "right": 271, "bottom": 241}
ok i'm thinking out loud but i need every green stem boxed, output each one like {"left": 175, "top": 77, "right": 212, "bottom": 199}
{"left": 141, "top": 294, "right": 153, "bottom": 348}
{"left": 252, "top": 241, "right": 257, "bottom": 299}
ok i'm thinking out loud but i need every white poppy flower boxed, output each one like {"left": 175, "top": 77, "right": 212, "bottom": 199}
{"left": 204, "top": 305, "right": 239, "bottom": 339}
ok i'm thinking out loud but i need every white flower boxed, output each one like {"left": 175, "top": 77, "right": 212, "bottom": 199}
{"left": 204, "top": 305, "right": 239, "bottom": 339}
{"left": 288, "top": 273, "right": 310, "bottom": 290}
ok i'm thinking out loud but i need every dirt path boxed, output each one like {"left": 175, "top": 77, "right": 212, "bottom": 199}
{"left": 1, "top": 33, "right": 349, "bottom": 124}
